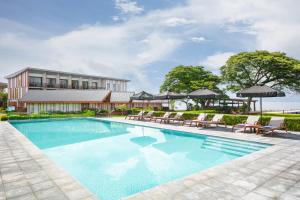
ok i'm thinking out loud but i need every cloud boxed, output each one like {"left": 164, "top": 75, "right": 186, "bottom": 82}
{"left": 191, "top": 36, "right": 206, "bottom": 43}
{"left": 163, "top": 17, "right": 196, "bottom": 27}
{"left": 1, "top": 0, "right": 300, "bottom": 93}
{"left": 199, "top": 52, "right": 235, "bottom": 71}
{"left": 115, "top": 0, "right": 144, "bottom": 15}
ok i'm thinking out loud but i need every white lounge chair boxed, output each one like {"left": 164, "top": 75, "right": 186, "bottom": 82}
{"left": 257, "top": 117, "right": 287, "bottom": 136}
{"left": 232, "top": 115, "right": 260, "bottom": 132}
{"left": 151, "top": 112, "right": 172, "bottom": 123}
{"left": 163, "top": 112, "right": 184, "bottom": 124}
{"left": 126, "top": 111, "right": 145, "bottom": 120}
{"left": 142, "top": 111, "right": 154, "bottom": 121}
{"left": 184, "top": 113, "right": 207, "bottom": 127}
{"left": 199, "top": 114, "right": 226, "bottom": 128}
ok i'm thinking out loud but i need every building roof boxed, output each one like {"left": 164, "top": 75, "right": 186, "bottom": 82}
{"left": 20, "top": 90, "right": 110, "bottom": 103}
{"left": 110, "top": 92, "right": 134, "bottom": 103}
{"left": 5, "top": 67, "right": 130, "bottom": 82}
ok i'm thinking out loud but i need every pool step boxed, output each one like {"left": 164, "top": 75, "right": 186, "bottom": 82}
{"left": 205, "top": 136, "right": 269, "bottom": 149}
{"left": 202, "top": 141, "right": 256, "bottom": 155}
{"left": 204, "top": 139, "right": 265, "bottom": 152}
{"left": 201, "top": 145, "right": 247, "bottom": 157}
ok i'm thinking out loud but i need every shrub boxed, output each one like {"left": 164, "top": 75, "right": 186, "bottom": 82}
{"left": 0, "top": 114, "right": 8, "bottom": 121}
{"left": 82, "top": 110, "right": 96, "bottom": 116}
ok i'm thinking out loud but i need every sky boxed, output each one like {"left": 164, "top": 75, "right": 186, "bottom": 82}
{"left": 1, "top": 0, "right": 300, "bottom": 96}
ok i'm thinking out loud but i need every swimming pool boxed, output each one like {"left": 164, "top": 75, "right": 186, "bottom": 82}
{"left": 11, "top": 118, "right": 271, "bottom": 200}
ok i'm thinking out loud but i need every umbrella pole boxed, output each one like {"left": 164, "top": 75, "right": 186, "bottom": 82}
{"left": 260, "top": 96, "right": 263, "bottom": 125}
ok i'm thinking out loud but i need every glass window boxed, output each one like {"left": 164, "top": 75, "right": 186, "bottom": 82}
{"left": 92, "top": 82, "right": 98, "bottom": 89}
{"left": 106, "top": 83, "right": 110, "bottom": 90}
{"left": 82, "top": 81, "right": 89, "bottom": 89}
{"left": 72, "top": 80, "right": 79, "bottom": 89}
{"left": 113, "top": 83, "right": 116, "bottom": 91}
{"left": 60, "top": 79, "right": 68, "bottom": 88}
{"left": 29, "top": 77, "right": 43, "bottom": 87}
{"left": 46, "top": 78, "right": 56, "bottom": 88}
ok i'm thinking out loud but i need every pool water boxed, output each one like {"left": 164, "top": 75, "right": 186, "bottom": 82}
{"left": 11, "top": 118, "right": 271, "bottom": 200}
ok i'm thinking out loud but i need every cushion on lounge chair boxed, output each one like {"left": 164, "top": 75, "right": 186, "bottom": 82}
{"left": 197, "top": 113, "right": 207, "bottom": 121}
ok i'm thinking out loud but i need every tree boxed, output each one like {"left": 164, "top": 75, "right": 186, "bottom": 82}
{"left": 0, "top": 92, "right": 7, "bottom": 109}
{"left": 160, "top": 65, "right": 222, "bottom": 109}
{"left": 221, "top": 50, "right": 300, "bottom": 111}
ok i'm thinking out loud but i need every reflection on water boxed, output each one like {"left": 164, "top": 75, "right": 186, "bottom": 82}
{"left": 11, "top": 118, "right": 270, "bottom": 200}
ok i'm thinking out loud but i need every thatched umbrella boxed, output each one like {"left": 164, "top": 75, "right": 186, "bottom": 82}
{"left": 130, "top": 91, "right": 154, "bottom": 101}
{"left": 130, "top": 91, "right": 154, "bottom": 113}
{"left": 188, "top": 89, "right": 221, "bottom": 98}
{"left": 188, "top": 89, "right": 221, "bottom": 108}
{"left": 237, "top": 85, "right": 285, "bottom": 124}
{"left": 154, "top": 91, "right": 186, "bottom": 110}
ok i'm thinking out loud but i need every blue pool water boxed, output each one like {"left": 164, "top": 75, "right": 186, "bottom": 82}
{"left": 11, "top": 118, "right": 271, "bottom": 200}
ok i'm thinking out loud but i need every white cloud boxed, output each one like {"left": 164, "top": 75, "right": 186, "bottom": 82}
{"left": 115, "top": 0, "right": 144, "bottom": 15}
{"left": 1, "top": 0, "right": 300, "bottom": 92}
{"left": 191, "top": 36, "right": 206, "bottom": 43}
{"left": 163, "top": 17, "right": 196, "bottom": 27}
{"left": 199, "top": 52, "right": 235, "bottom": 71}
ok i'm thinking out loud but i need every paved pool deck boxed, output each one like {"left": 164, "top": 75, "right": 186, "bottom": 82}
{"left": 1, "top": 118, "right": 300, "bottom": 200}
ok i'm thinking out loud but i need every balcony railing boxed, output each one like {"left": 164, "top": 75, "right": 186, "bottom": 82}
{"left": 29, "top": 83, "right": 106, "bottom": 90}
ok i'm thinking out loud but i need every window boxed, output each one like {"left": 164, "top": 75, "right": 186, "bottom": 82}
{"left": 106, "top": 83, "right": 110, "bottom": 90}
{"left": 92, "top": 82, "right": 98, "bottom": 89}
{"left": 113, "top": 83, "right": 116, "bottom": 91}
{"left": 82, "top": 81, "right": 89, "bottom": 89}
{"left": 72, "top": 80, "right": 79, "bottom": 89}
{"left": 60, "top": 79, "right": 68, "bottom": 88}
{"left": 29, "top": 77, "right": 43, "bottom": 87}
{"left": 46, "top": 78, "right": 56, "bottom": 88}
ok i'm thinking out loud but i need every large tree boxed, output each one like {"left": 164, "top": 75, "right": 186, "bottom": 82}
{"left": 221, "top": 51, "right": 300, "bottom": 91}
{"left": 221, "top": 50, "right": 300, "bottom": 111}
{"left": 160, "top": 65, "right": 222, "bottom": 108}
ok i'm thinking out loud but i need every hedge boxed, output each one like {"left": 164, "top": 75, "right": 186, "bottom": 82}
{"left": 3, "top": 110, "right": 96, "bottom": 121}
{"left": 146, "top": 111, "right": 300, "bottom": 132}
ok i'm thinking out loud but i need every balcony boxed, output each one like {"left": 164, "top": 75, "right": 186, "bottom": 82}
{"left": 37, "top": 84, "right": 106, "bottom": 90}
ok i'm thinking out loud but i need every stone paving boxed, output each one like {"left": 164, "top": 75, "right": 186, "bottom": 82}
{"left": 1, "top": 118, "right": 300, "bottom": 200}
{"left": 0, "top": 121, "right": 98, "bottom": 200}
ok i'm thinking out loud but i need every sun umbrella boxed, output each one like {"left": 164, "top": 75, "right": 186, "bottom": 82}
{"left": 236, "top": 85, "right": 285, "bottom": 124}
{"left": 130, "top": 91, "right": 154, "bottom": 100}
{"left": 130, "top": 91, "right": 154, "bottom": 115}
{"left": 188, "top": 89, "right": 221, "bottom": 99}
{"left": 154, "top": 91, "right": 187, "bottom": 110}
{"left": 187, "top": 89, "right": 221, "bottom": 108}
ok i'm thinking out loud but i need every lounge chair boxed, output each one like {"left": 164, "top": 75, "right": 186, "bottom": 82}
{"left": 151, "top": 112, "right": 172, "bottom": 123}
{"left": 142, "top": 111, "right": 154, "bottom": 121}
{"left": 199, "top": 114, "right": 226, "bottom": 128}
{"left": 162, "top": 112, "right": 184, "bottom": 124}
{"left": 184, "top": 113, "right": 207, "bottom": 127}
{"left": 125, "top": 111, "right": 145, "bottom": 120}
{"left": 257, "top": 117, "right": 287, "bottom": 136}
{"left": 232, "top": 116, "right": 260, "bottom": 132}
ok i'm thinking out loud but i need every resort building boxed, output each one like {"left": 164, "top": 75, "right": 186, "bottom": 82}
{"left": 5, "top": 67, "right": 129, "bottom": 110}
{"left": 5, "top": 68, "right": 163, "bottom": 113}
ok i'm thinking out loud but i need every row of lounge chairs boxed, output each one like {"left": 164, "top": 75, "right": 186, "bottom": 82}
{"left": 126, "top": 111, "right": 287, "bottom": 135}
{"left": 126, "top": 111, "right": 226, "bottom": 128}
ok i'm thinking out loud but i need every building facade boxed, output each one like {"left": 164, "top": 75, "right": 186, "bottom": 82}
{"left": 5, "top": 67, "right": 129, "bottom": 110}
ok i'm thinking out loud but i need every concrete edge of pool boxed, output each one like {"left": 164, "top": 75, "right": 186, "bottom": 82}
{"left": 1, "top": 118, "right": 300, "bottom": 200}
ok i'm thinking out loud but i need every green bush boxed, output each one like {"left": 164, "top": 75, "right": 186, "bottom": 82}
{"left": 284, "top": 118, "right": 300, "bottom": 131}
{"left": 264, "top": 113, "right": 300, "bottom": 117}
{"left": 0, "top": 114, "right": 8, "bottom": 121}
